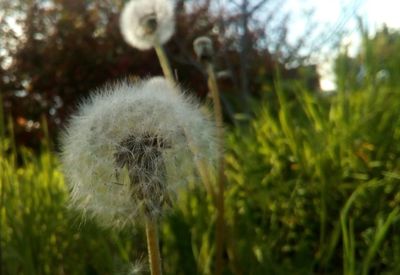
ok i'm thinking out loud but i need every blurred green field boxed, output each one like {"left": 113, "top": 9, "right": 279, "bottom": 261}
{"left": 2, "top": 29, "right": 400, "bottom": 274}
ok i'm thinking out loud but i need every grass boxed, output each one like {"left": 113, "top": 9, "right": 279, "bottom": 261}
{"left": 0, "top": 112, "right": 140, "bottom": 274}
{"left": 223, "top": 69, "right": 400, "bottom": 274}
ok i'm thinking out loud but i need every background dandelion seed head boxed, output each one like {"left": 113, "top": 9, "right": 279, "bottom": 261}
{"left": 119, "top": 0, "right": 175, "bottom": 50}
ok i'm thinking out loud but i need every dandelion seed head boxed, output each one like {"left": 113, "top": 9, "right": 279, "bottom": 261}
{"left": 61, "top": 77, "right": 217, "bottom": 228}
{"left": 120, "top": 0, "right": 175, "bottom": 50}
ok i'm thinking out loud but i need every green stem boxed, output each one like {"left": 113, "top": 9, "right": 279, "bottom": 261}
{"left": 153, "top": 43, "right": 216, "bottom": 201}
{"left": 186, "top": 138, "right": 217, "bottom": 201}
{"left": 206, "top": 62, "right": 226, "bottom": 275}
{"left": 145, "top": 218, "right": 162, "bottom": 275}
{"left": 154, "top": 44, "right": 175, "bottom": 84}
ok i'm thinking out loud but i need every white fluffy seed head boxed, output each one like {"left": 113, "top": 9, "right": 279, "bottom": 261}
{"left": 120, "top": 0, "right": 175, "bottom": 50}
{"left": 61, "top": 77, "right": 217, "bottom": 228}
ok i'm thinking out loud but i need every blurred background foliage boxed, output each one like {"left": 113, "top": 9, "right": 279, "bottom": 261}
{"left": 0, "top": 0, "right": 319, "bottom": 148}
{"left": 335, "top": 22, "right": 400, "bottom": 91}
{"left": 1, "top": 0, "right": 400, "bottom": 275}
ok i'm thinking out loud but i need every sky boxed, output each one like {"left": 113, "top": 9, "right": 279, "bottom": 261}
{"left": 285, "top": 0, "right": 400, "bottom": 90}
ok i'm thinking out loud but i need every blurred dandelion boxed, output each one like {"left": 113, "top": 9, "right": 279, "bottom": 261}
{"left": 119, "top": 0, "right": 175, "bottom": 50}
{"left": 61, "top": 77, "right": 216, "bottom": 228}
{"left": 193, "top": 36, "right": 214, "bottom": 63}
{"left": 120, "top": 0, "right": 176, "bottom": 83}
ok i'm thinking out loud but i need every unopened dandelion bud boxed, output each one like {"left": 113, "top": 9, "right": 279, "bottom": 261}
{"left": 120, "top": 0, "right": 175, "bottom": 50}
{"left": 61, "top": 77, "right": 217, "bottom": 228}
{"left": 193, "top": 36, "right": 214, "bottom": 62}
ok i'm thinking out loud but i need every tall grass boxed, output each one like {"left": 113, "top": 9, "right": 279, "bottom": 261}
{"left": 224, "top": 69, "right": 400, "bottom": 274}
{"left": 0, "top": 109, "right": 140, "bottom": 274}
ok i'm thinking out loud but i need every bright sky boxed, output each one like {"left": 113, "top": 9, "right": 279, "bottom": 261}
{"left": 285, "top": 0, "right": 400, "bottom": 90}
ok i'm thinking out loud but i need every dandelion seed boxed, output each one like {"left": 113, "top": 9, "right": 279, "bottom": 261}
{"left": 61, "top": 77, "right": 216, "bottom": 228}
{"left": 120, "top": 0, "right": 175, "bottom": 50}
{"left": 116, "top": 258, "right": 147, "bottom": 275}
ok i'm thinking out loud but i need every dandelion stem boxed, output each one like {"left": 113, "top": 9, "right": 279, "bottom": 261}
{"left": 154, "top": 43, "right": 216, "bottom": 201}
{"left": 206, "top": 62, "right": 226, "bottom": 275}
{"left": 186, "top": 138, "right": 217, "bottom": 201}
{"left": 154, "top": 44, "right": 175, "bottom": 84}
{"left": 145, "top": 218, "right": 163, "bottom": 275}
{"left": 206, "top": 64, "right": 224, "bottom": 139}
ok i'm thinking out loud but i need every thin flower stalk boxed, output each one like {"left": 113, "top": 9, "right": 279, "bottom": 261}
{"left": 154, "top": 42, "right": 176, "bottom": 85}
{"left": 153, "top": 41, "right": 217, "bottom": 202}
{"left": 145, "top": 218, "right": 162, "bottom": 275}
{"left": 207, "top": 62, "right": 226, "bottom": 275}
{"left": 194, "top": 36, "right": 226, "bottom": 275}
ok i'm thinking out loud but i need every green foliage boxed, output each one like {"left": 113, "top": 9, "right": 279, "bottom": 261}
{"left": 224, "top": 74, "right": 400, "bottom": 274}
{"left": 2, "top": 71, "right": 400, "bottom": 274}
{"left": 0, "top": 114, "right": 142, "bottom": 275}
{"left": 335, "top": 22, "right": 400, "bottom": 91}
